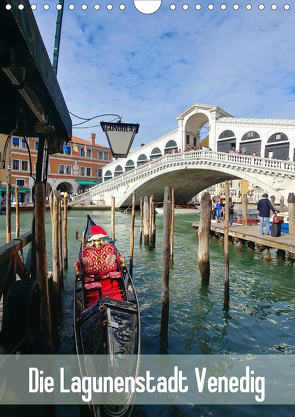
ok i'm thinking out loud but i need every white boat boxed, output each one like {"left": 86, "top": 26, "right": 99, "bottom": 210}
{"left": 155, "top": 204, "right": 200, "bottom": 214}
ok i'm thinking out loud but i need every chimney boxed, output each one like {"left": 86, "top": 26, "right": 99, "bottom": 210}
{"left": 90, "top": 133, "right": 96, "bottom": 146}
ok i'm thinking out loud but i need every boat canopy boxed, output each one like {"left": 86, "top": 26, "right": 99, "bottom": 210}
{"left": 0, "top": 0, "right": 72, "bottom": 154}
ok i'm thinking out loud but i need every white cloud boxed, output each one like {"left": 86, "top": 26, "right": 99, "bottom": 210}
{"left": 33, "top": 5, "right": 295, "bottom": 148}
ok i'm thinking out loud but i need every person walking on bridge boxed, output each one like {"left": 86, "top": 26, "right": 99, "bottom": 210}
{"left": 257, "top": 193, "right": 276, "bottom": 235}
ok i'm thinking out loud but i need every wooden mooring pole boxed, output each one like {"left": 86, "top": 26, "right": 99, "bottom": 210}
{"left": 198, "top": 192, "right": 211, "bottom": 285}
{"left": 288, "top": 192, "right": 295, "bottom": 234}
{"left": 50, "top": 191, "right": 62, "bottom": 324}
{"left": 139, "top": 196, "right": 143, "bottom": 245}
{"left": 288, "top": 193, "right": 295, "bottom": 259}
{"left": 63, "top": 192, "right": 68, "bottom": 270}
{"left": 224, "top": 181, "right": 230, "bottom": 307}
{"left": 160, "top": 186, "right": 172, "bottom": 350}
{"left": 58, "top": 193, "right": 63, "bottom": 290}
{"left": 144, "top": 196, "right": 150, "bottom": 245}
{"left": 170, "top": 188, "right": 175, "bottom": 265}
{"left": 280, "top": 196, "right": 284, "bottom": 213}
{"left": 6, "top": 172, "right": 11, "bottom": 243}
{"left": 6, "top": 139, "right": 11, "bottom": 242}
{"left": 35, "top": 181, "right": 52, "bottom": 353}
{"left": 242, "top": 194, "right": 248, "bottom": 226}
{"left": 15, "top": 187, "right": 20, "bottom": 238}
{"left": 130, "top": 191, "right": 136, "bottom": 277}
{"left": 149, "top": 195, "right": 156, "bottom": 249}
{"left": 111, "top": 196, "right": 115, "bottom": 241}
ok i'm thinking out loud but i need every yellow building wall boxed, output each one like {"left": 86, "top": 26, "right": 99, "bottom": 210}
{"left": 241, "top": 179, "right": 249, "bottom": 195}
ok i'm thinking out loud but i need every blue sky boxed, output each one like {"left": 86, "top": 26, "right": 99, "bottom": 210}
{"left": 33, "top": 3, "right": 295, "bottom": 149}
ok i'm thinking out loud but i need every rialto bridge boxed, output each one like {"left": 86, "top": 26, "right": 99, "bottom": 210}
{"left": 73, "top": 103, "right": 295, "bottom": 207}
{"left": 73, "top": 149, "right": 295, "bottom": 208}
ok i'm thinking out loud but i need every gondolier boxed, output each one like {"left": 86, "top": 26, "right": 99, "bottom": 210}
{"left": 257, "top": 193, "right": 277, "bottom": 235}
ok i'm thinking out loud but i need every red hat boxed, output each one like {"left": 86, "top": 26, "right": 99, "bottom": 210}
{"left": 90, "top": 225, "right": 107, "bottom": 239}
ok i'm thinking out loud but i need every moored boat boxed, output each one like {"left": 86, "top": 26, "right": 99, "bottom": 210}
{"left": 155, "top": 204, "right": 200, "bottom": 214}
{"left": 73, "top": 215, "right": 140, "bottom": 417}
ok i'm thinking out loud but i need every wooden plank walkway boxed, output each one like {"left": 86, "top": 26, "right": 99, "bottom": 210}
{"left": 192, "top": 221, "right": 295, "bottom": 254}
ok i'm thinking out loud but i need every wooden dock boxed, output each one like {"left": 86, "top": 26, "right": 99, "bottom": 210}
{"left": 192, "top": 221, "right": 295, "bottom": 254}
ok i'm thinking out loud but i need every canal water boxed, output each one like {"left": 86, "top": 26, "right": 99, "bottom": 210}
{"left": 1, "top": 210, "right": 295, "bottom": 417}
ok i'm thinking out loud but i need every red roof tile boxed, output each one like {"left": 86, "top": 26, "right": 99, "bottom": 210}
{"left": 70, "top": 134, "right": 109, "bottom": 150}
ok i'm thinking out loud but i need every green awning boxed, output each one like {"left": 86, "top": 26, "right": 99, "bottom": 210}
{"left": 1, "top": 188, "right": 30, "bottom": 193}
{"left": 18, "top": 188, "right": 30, "bottom": 193}
{"left": 77, "top": 181, "right": 97, "bottom": 186}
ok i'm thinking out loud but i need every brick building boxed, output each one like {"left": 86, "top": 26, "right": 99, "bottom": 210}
{"left": 0, "top": 133, "right": 111, "bottom": 204}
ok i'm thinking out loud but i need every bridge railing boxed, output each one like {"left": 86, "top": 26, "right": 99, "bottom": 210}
{"left": 73, "top": 150, "right": 295, "bottom": 205}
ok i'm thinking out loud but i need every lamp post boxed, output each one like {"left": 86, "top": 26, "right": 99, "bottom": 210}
{"left": 100, "top": 121, "right": 139, "bottom": 158}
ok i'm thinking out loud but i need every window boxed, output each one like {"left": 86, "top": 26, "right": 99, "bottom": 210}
{"left": 186, "top": 135, "right": 190, "bottom": 145}
{"left": 87, "top": 149, "right": 91, "bottom": 158}
{"left": 64, "top": 146, "right": 71, "bottom": 155}
{"left": 12, "top": 137, "right": 20, "bottom": 147}
{"left": 21, "top": 139, "right": 27, "bottom": 149}
{"left": 66, "top": 166, "right": 71, "bottom": 175}
{"left": 16, "top": 179, "right": 25, "bottom": 187}
{"left": 35, "top": 140, "right": 39, "bottom": 150}
{"left": 97, "top": 169, "right": 102, "bottom": 177}
{"left": 114, "top": 165, "right": 123, "bottom": 177}
{"left": 104, "top": 152, "right": 108, "bottom": 160}
{"left": 125, "top": 159, "right": 135, "bottom": 171}
{"left": 21, "top": 160, "right": 28, "bottom": 171}
{"left": 150, "top": 148, "right": 162, "bottom": 161}
{"left": 267, "top": 132, "right": 288, "bottom": 143}
{"left": 59, "top": 165, "right": 65, "bottom": 174}
{"left": 241, "top": 131, "right": 260, "bottom": 141}
{"left": 80, "top": 167, "right": 85, "bottom": 176}
{"left": 98, "top": 151, "right": 103, "bottom": 159}
{"left": 165, "top": 140, "right": 178, "bottom": 154}
{"left": 104, "top": 170, "right": 112, "bottom": 181}
{"left": 86, "top": 168, "right": 91, "bottom": 176}
{"left": 12, "top": 159, "right": 19, "bottom": 170}
{"left": 194, "top": 137, "right": 197, "bottom": 147}
{"left": 137, "top": 154, "right": 148, "bottom": 167}
{"left": 80, "top": 148, "right": 85, "bottom": 157}
{"left": 218, "top": 130, "right": 235, "bottom": 139}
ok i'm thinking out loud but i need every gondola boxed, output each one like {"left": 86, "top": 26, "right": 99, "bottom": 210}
{"left": 73, "top": 215, "right": 140, "bottom": 417}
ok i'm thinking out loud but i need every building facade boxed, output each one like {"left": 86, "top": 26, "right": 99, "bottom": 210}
{"left": 0, "top": 133, "right": 112, "bottom": 204}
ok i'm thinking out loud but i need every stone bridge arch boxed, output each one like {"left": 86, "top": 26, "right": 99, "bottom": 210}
{"left": 48, "top": 179, "right": 76, "bottom": 194}
{"left": 116, "top": 163, "right": 285, "bottom": 207}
